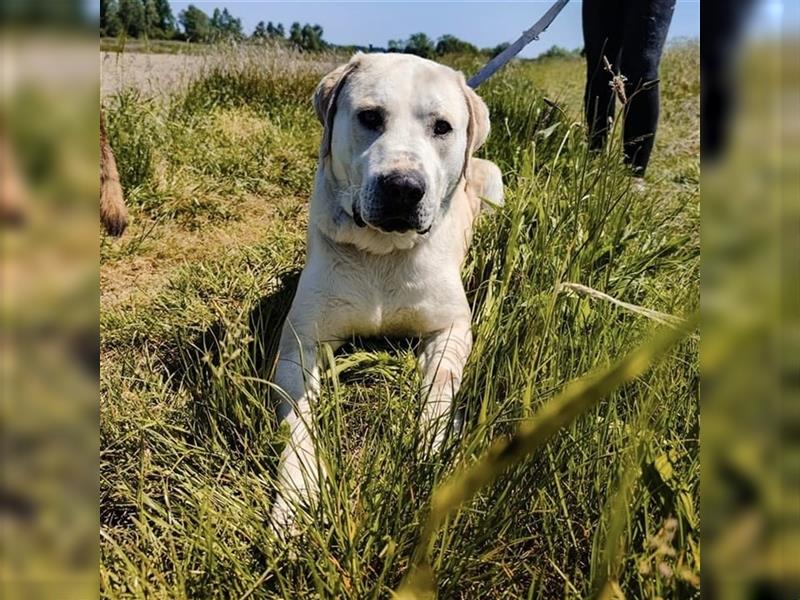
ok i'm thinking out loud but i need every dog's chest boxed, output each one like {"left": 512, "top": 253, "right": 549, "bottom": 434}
{"left": 326, "top": 248, "right": 464, "bottom": 337}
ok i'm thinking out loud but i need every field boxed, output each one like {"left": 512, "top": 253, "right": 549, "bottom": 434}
{"left": 100, "top": 42, "right": 699, "bottom": 598}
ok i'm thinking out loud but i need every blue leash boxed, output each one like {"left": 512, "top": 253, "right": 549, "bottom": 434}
{"left": 467, "top": 0, "right": 571, "bottom": 89}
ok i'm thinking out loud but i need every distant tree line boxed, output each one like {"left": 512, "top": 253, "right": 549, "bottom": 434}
{"left": 100, "top": 1, "right": 328, "bottom": 50}
{"left": 388, "top": 33, "right": 511, "bottom": 59}
{"left": 176, "top": 5, "right": 244, "bottom": 41}
{"left": 101, "top": 0, "right": 176, "bottom": 38}
{"left": 100, "top": 1, "right": 579, "bottom": 59}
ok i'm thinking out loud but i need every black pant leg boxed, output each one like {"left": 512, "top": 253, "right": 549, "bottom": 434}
{"left": 701, "top": 0, "right": 755, "bottom": 162}
{"left": 582, "top": 0, "right": 623, "bottom": 150}
{"left": 619, "top": 0, "right": 676, "bottom": 175}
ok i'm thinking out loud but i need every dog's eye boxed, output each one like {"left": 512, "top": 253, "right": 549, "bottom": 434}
{"left": 433, "top": 119, "right": 452, "bottom": 136}
{"left": 357, "top": 110, "right": 383, "bottom": 131}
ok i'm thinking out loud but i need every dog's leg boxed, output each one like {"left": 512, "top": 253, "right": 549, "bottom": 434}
{"left": 469, "top": 157, "right": 504, "bottom": 211}
{"left": 418, "top": 318, "right": 473, "bottom": 450}
{"left": 100, "top": 111, "right": 128, "bottom": 236}
{"left": 271, "top": 321, "right": 339, "bottom": 533}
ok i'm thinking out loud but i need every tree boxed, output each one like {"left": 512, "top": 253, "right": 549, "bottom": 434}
{"left": 265, "top": 21, "right": 282, "bottom": 38}
{"left": 387, "top": 39, "right": 403, "bottom": 53}
{"left": 100, "top": 0, "right": 121, "bottom": 36}
{"left": 404, "top": 32, "right": 435, "bottom": 59}
{"left": 253, "top": 20, "right": 267, "bottom": 39}
{"left": 253, "top": 21, "right": 284, "bottom": 40}
{"left": 209, "top": 7, "right": 242, "bottom": 40}
{"left": 178, "top": 4, "right": 211, "bottom": 42}
{"left": 483, "top": 42, "right": 510, "bottom": 58}
{"left": 152, "top": 0, "right": 175, "bottom": 37}
{"left": 144, "top": 0, "right": 159, "bottom": 36}
{"left": 289, "top": 22, "right": 302, "bottom": 46}
{"left": 538, "top": 45, "right": 571, "bottom": 59}
{"left": 302, "top": 24, "right": 325, "bottom": 51}
{"left": 103, "top": 0, "right": 174, "bottom": 39}
{"left": 223, "top": 9, "right": 243, "bottom": 39}
{"left": 435, "top": 34, "right": 478, "bottom": 56}
{"left": 301, "top": 24, "right": 314, "bottom": 49}
{"left": 210, "top": 7, "right": 222, "bottom": 37}
{"left": 286, "top": 21, "right": 326, "bottom": 51}
{"left": 117, "top": 0, "right": 145, "bottom": 37}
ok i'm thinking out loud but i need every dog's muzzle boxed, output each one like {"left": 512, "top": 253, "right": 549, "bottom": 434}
{"left": 368, "top": 171, "right": 428, "bottom": 234}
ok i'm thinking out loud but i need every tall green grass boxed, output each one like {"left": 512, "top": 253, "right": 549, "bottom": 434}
{"left": 396, "top": 315, "right": 695, "bottom": 599}
{"left": 101, "top": 45, "right": 699, "bottom": 598}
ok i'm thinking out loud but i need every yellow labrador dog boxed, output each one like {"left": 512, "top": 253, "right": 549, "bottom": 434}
{"left": 272, "top": 53, "right": 503, "bottom": 530}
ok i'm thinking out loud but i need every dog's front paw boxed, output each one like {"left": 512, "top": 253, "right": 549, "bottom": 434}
{"left": 100, "top": 179, "right": 128, "bottom": 237}
{"left": 270, "top": 494, "right": 303, "bottom": 539}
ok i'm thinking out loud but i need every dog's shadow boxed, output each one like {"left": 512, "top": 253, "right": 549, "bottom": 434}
{"left": 167, "top": 266, "right": 428, "bottom": 452}
{"left": 165, "top": 269, "right": 301, "bottom": 450}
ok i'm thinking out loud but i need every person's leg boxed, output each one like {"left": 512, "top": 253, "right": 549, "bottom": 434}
{"left": 701, "top": 0, "right": 755, "bottom": 162}
{"left": 618, "top": 0, "right": 676, "bottom": 176}
{"left": 583, "top": 0, "right": 623, "bottom": 151}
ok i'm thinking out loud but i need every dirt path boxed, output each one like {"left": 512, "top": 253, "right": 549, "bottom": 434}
{"left": 101, "top": 49, "right": 340, "bottom": 99}
{"left": 101, "top": 52, "right": 211, "bottom": 99}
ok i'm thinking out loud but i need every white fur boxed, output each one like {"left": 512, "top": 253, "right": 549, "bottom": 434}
{"left": 271, "top": 53, "right": 503, "bottom": 532}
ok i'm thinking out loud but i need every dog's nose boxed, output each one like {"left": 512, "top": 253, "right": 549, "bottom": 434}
{"left": 377, "top": 171, "right": 426, "bottom": 209}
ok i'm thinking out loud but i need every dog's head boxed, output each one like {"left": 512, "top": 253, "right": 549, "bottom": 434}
{"left": 313, "top": 53, "right": 489, "bottom": 249}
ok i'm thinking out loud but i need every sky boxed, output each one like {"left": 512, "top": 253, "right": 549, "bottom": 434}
{"left": 168, "top": 1, "right": 703, "bottom": 58}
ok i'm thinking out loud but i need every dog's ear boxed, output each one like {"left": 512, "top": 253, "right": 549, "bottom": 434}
{"left": 461, "top": 80, "right": 491, "bottom": 179}
{"left": 463, "top": 83, "right": 490, "bottom": 153}
{"left": 314, "top": 58, "right": 359, "bottom": 157}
